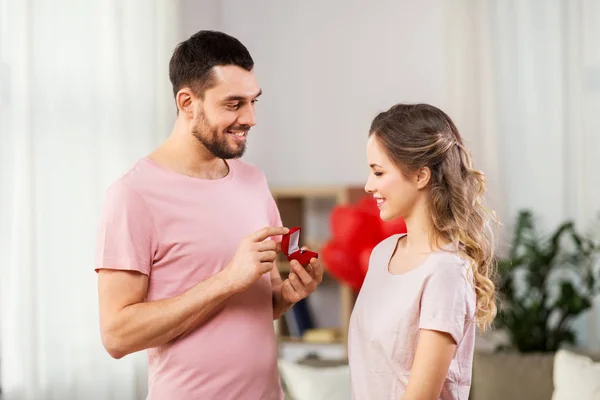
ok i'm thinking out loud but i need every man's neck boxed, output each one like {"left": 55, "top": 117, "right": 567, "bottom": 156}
{"left": 149, "top": 124, "right": 230, "bottom": 180}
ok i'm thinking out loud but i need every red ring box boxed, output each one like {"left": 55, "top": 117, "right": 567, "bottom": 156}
{"left": 281, "top": 226, "right": 319, "bottom": 267}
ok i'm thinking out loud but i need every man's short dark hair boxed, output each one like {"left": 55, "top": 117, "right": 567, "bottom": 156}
{"left": 169, "top": 30, "right": 254, "bottom": 99}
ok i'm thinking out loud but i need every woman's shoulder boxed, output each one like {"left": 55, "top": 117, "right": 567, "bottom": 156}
{"left": 364, "top": 234, "right": 404, "bottom": 272}
{"left": 371, "top": 233, "right": 405, "bottom": 256}
{"left": 433, "top": 248, "right": 469, "bottom": 267}
{"left": 426, "top": 250, "right": 475, "bottom": 290}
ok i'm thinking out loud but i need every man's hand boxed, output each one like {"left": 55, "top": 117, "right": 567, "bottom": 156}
{"left": 224, "top": 226, "right": 289, "bottom": 293}
{"left": 281, "top": 247, "right": 323, "bottom": 303}
{"left": 98, "top": 226, "right": 289, "bottom": 359}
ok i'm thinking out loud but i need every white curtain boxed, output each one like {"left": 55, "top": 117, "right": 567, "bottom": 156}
{"left": 0, "top": 1, "right": 181, "bottom": 399}
{"left": 444, "top": 0, "right": 600, "bottom": 348}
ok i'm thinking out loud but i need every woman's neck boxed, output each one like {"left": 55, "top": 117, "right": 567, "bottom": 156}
{"left": 402, "top": 200, "right": 436, "bottom": 254}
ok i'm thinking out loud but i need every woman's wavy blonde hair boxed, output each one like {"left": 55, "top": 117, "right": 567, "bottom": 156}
{"left": 369, "top": 103, "right": 498, "bottom": 331}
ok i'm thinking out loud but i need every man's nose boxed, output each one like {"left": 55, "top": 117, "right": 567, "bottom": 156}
{"left": 238, "top": 105, "right": 256, "bottom": 127}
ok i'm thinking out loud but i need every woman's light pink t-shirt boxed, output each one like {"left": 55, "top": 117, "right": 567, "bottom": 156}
{"left": 348, "top": 234, "right": 477, "bottom": 400}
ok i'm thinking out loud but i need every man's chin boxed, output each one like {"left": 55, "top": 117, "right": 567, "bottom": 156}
{"left": 229, "top": 143, "right": 246, "bottom": 158}
{"left": 218, "top": 146, "right": 246, "bottom": 160}
{"left": 222, "top": 153, "right": 244, "bottom": 160}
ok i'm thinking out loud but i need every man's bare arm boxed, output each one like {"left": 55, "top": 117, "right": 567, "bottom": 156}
{"left": 98, "top": 268, "right": 235, "bottom": 359}
{"left": 98, "top": 225, "right": 288, "bottom": 359}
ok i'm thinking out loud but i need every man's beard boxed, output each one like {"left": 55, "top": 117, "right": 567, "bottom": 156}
{"left": 192, "top": 112, "right": 249, "bottom": 159}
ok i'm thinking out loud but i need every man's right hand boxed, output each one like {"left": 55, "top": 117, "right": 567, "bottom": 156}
{"left": 98, "top": 225, "right": 289, "bottom": 358}
{"left": 224, "top": 226, "right": 289, "bottom": 292}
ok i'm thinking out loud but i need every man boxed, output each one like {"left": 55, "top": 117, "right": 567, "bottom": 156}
{"left": 95, "top": 30, "right": 323, "bottom": 400}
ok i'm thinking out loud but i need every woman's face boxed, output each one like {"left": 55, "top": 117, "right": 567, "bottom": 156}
{"left": 364, "top": 134, "right": 424, "bottom": 221}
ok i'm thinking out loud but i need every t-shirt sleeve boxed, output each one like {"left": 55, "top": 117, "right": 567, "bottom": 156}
{"left": 418, "top": 260, "right": 472, "bottom": 344}
{"left": 95, "top": 180, "right": 157, "bottom": 275}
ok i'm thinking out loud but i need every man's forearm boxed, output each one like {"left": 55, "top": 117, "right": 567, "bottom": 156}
{"left": 272, "top": 289, "right": 294, "bottom": 320}
{"left": 102, "top": 271, "right": 237, "bottom": 358}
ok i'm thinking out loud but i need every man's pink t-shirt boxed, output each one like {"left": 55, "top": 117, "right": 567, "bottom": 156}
{"left": 95, "top": 157, "right": 284, "bottom": 400}
{"left": 348, "top": 234, "right": 477, "bottom": 400}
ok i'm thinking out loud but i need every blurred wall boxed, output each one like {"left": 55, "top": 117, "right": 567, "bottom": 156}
{"left": 181, "top": 0, "right": 447, "bottom": 187}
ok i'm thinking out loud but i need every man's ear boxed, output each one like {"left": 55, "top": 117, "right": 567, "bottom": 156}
{"left": 176, "top": 88, "right": 196, "bottom": 119}
{"left": 415, "top": 166, "right": 431, "bottom": 190}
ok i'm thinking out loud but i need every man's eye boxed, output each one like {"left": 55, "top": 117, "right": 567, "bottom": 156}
{"left": 227, "top": 103, "right": 240, "bottom": 110}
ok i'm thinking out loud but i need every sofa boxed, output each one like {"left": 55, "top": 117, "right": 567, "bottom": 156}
{"left": 471, "top": 348, "right": 600, "bottom": 400}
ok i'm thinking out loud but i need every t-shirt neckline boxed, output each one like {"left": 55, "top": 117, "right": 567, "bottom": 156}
{"left": 385, "top": 233, "right": 456, "bottom": 278}
{"left": 141, "top": 156, "right": 236, "bottom": 184}
{"left": 386, "top": 234, "right": 434, "bottom": 278}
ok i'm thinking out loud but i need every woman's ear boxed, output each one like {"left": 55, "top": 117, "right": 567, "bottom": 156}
{"left": 415, "top": 166, "right": 431, "bottom": 189}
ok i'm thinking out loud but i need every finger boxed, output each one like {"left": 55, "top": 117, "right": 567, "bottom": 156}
{"left": 291, "top": 260, "right": 314, "bottom": 285}
{"left": 260, "top": 261, "right": 275, "bottom": 272}
{"left": 288, "top": 272, "right": 307, "bottom": 297}
{"left": 305, "top": 263, "right": 313, "bottom": 274}
{"left": 309, "top": 258, "right": 324, "bottom": 282}
{"left": 257, "top": 240, "right": 277, "bottom": 252}
{"left": 250, "top": 226, "right": 290, "bottom": 242}
{"left": 282, "top": 280, "right": 298, "bottom": 302}
{"left": 259, "top": 250, "right": 277, "bottom": 262}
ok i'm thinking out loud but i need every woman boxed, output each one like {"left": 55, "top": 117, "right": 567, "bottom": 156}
{"left": 348, "top": 103, "right": 498, "bottom": 399}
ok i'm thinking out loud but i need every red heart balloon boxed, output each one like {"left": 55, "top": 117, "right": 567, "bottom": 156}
{"left": 355, "top": 195, "right": 380, "bottom": 217}
{"left": 321, "top": 240, "right": 365, "bottom": 291}
{"left": 358, "top": 247, "right": 372, "bottom": 276}
{"left": 324, "top": 196, "right": 407, "bottom": 292}
{"left": 330, "top": 206, "right": 382, "bottom": 255}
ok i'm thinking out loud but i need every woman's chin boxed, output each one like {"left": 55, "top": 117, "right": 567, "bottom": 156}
{"left": 379, "top": 208, "right": 405, "bottom": 222}
{"left": 379, "top": 210, "right": 396, "bottom": 221}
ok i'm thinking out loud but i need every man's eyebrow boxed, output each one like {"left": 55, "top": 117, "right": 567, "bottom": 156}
{"left": 223, "top": 89, "right": 262, "bottom": 102}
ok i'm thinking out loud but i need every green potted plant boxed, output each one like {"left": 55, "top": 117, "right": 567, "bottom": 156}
{"left": 471, "top": 210, "right": 600, "bottom": 400}
{"left": 495, "top": 210, "right": 600, "bottom": 352}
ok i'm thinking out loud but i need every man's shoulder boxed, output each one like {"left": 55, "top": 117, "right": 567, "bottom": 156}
{"left": 104, "top": 157, "right": 155, "bottom": 198}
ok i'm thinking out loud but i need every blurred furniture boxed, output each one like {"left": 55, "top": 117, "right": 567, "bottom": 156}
{"left": 270, "top": 185, "right": 365, "bottom": 353}
{"left": 471, "top": 348, "right": 600, "bottom": 400}
{"left": 277, "top": 348, "right": 600, "bottom": 400}
{"left": 279, "top": 356, "right": 350, "bottom": 400}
